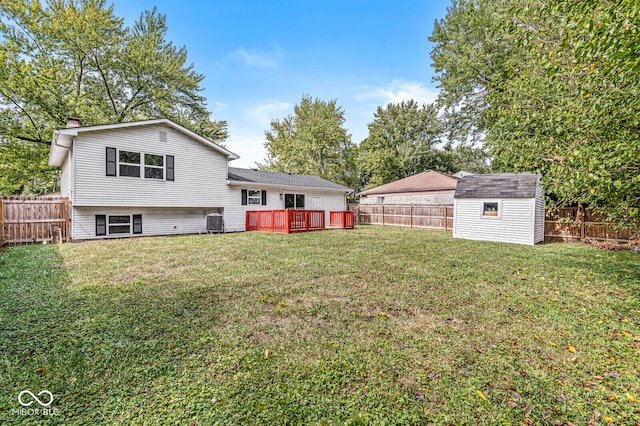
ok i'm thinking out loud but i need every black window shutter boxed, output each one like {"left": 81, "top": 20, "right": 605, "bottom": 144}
{"left": 132, "top": 214, "right": 142, "bottom": 234}
{"left": 106, "top": 147, "right": 116, "bottom": 176}
{"left": 261, "top": 190, "right": 267, "bottom": 205}
{"left": 241, "top": 189, "right": 248, "bottom": 205}
{"left": 166, "top": 155, "right": 174, "bottom": 181}
{"left": 96, "top": 215, "right": 106, "bottom": 236}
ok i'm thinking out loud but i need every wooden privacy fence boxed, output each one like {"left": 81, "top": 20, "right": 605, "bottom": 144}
{"left": 0, "top": 196, "right": 70, "bottom": 245}
{"left": 357, "top": 204, "right": 454, "bottom": 230}
{"left": 545, "top": 206, "right": 636, "bottom": 242}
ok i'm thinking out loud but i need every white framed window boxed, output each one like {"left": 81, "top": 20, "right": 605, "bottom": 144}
{"left": 241, "top": 189, "right": 266, "bottom": 205}
{"left": 106, "top": 147, "right": 174, "bottom": 181}
{"left": 482, "top": 201, "right": 501, "bottom": 218}
{"left": 96, "top": 214, "right": 142, "bottom": 236}
{"left": 247, "top": 190, "right": 262, "bottom": 205}
{"left": 144, "top": 153, "right": 164, "bottom": 179}
{"left": 119, "top": 150, "right": 141, "bottom": 178}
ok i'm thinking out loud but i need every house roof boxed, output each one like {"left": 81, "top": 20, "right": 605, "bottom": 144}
{"left": 49, "top": 118, "right": 239, "bottom": 166}
{"left": 359, "top": 170, "right": 458, "bottom": 196}
{"left": 228, "top": 167, "right": 351, "bottom": 192}
{"left": 454, "top": 172, "right": 540, "bottom": 199}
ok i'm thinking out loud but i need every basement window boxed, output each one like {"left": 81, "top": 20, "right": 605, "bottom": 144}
{"left": 95, "top": 214, "right": 142, "bottom": 236}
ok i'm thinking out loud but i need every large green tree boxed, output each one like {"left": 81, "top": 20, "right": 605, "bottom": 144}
{"left": 260, "top": 94, "right": 357, "bottom": 189}
{"left": 357, "top": 100, "right": 444, "bottom": 189}
{"left": 0, "top": 0, "right": 227, "bottom": 194}
{"left": 429, "top": 0, "right": 516, "bottom": 145}
{"left": 430, "top": 0, "right": 639, "bottom": 229}
{"left": 488, "top": 0, "right": 640, "bottom": 227}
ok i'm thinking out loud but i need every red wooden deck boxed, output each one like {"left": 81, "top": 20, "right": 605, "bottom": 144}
{"left": 329, "top": 210, "right": 355, "bottom": 229}
{"left": 246, "top": 210, "right": 354, "bottom": 233}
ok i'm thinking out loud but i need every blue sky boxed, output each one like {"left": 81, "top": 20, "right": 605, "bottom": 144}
{"left": 111, "top": 1, "right": 450, "bottom": 167}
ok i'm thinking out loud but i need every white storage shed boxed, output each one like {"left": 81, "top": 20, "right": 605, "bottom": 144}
{"left": 453, "top": 172, "right": 544, "bottom": 245}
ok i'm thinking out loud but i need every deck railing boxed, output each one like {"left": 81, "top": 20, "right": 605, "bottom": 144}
{"left": 246, "top": 209, "right": 326, "bottom": 233}
{"left": 329, "top": 211, "right": 354, "bottom": 229}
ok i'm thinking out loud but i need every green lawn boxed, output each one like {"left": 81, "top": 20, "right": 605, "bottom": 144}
{"left": 1, "top": 226, "right": 639, "bottom": 425}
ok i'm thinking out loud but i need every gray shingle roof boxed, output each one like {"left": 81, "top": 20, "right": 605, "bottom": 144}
{"left": 228, "top": 167, "right": 351, "bottom": 191}
{"left": 454, "top": 172, "right": 540, "bottom": 199}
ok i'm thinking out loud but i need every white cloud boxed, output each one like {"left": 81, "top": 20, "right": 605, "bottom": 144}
{"left": 225, "top": 133, "right": 268, "bottom": 169}
{"left": 210, "top": 101, "right": 228, "bottom": 115}
{"left": 233, "top": 45, "right": 281, "bottom": 68}
{"left": 244, "top": 101, "right": 292, "bottom": 127}
{"left": 354, "top": 79, "right": 439, "bottom": 106}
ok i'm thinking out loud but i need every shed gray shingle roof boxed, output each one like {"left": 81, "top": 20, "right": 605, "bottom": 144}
{"left": 228, "top": 167, "right": 350, "bottom": 191}
{"left": 454, "top": 172, "right": 540, "bottom": 199}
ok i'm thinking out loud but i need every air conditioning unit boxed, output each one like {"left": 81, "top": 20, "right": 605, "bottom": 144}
{"left": 206, "top": 213, "right": 224, "bottom": 233}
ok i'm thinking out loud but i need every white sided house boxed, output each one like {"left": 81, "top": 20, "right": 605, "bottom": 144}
{"left": 453, "top": 173, "right": 544, "bottom": 246}
{"left": 49, "top": 118, "right": 350, "bottom": 240}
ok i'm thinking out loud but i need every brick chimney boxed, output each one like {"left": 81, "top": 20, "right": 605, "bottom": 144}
{"left": 66, "top": 116, "right": 81, "bottom": 128}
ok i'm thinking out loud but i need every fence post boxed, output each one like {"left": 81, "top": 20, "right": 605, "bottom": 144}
{"left": 410, "top": 205, "right": 413, "bottom": 228}
{"left": 381, "top": 204, "right": 384, "bottom": 226}
{"left": 580, "top": 206, "right": 586, "bottom": 240}
{"left": 444, "top": 206, "right": 449, "bottom": 231}
{"left": 285, "top": 209, "right": 291, "bottom": 234}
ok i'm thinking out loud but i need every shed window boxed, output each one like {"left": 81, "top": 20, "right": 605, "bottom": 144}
{"left": 482, "top": 202, "right": 499, "bottom": 217}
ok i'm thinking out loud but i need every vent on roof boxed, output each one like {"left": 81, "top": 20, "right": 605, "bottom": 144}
{"left": 159, "top": 130, "right": 167, "bottom": 143}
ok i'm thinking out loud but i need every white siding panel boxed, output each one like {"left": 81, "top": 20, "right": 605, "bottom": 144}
{"left": 72, "top": 206, "right": 222, "bottom": 240}
{"left": 453, "top": 198, "right": 535, "bottom": 245}
{"left": 73, "top": 124, "right": 229, "bottom": 207}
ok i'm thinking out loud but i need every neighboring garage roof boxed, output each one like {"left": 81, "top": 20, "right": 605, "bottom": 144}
{"left": 227, "top": 167, "right": 351, "bottom": 191}
{"left": 359, "top": 170, "right": 458, "bottom": 196}
{"left": 454, "top": 172, "right": 540, "bottom": 199}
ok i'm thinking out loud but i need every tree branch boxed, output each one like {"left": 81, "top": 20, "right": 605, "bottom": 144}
{"left": 12, "top": 134, "right": 51, "bottom": 145}
{"left": 92, "top": 53, "right": 118, "bottom": 116}
{"left": 0, "top": 89, "right": 45, "bottom": 142}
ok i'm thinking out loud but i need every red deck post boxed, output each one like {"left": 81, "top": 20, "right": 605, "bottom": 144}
{"left": 285, "top": 209, "right": 291, "bottom": 234}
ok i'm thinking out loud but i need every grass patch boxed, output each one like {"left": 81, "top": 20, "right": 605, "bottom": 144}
{"left": 1, "top": 226, "right": 639, "bottom": 424}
